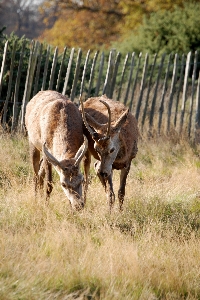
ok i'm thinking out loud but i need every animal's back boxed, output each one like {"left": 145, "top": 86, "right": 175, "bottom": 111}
{"left": 25, "top": 91, "right": 83, "bottom": 156}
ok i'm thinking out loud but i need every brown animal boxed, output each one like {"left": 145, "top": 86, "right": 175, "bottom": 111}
{"left": 80, "top": 95, "right": 139, "bottom": 211}
{"left": 25, "top": 90, "right": 88, "bottom": 210}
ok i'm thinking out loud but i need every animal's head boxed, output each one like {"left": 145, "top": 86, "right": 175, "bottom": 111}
{"left": 43, "top": 136, "right": 88, "bottom": 210}
{"left": 81, "top": 98, "right": 128, "bottom": 178}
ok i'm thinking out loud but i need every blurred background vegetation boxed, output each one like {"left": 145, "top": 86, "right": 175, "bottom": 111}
{"left": 1, "top": 0, "right": 200, "bottom": 55}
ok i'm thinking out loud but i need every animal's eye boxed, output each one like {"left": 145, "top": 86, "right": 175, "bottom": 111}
{"left": 61, "top": 182, "right": 67, "bottom": 188}
{"left": 109, "top": 147, "right": 115, "bottom": 154}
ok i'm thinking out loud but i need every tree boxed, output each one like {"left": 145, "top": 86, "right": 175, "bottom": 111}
{"left": 39, "top": 0, "right": 200, "bottom": 51}
{"left": 0, "top": 0, "right": 45, "bottom": 39}
{"left": 113, "top": 2, "right": 200, "bottom": 55}
{"left": 39, "top": 0, "right": 124, "bottom": 50}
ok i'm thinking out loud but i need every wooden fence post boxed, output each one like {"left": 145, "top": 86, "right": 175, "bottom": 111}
{"left": 20, "top": 40, "right": 40, "bottom": 131}
{"left": 0, "top": 40, "right": 9, "bottom": 98}
{"left": 117, "top": 53, "right": 129, "bottom": 101}
{"left": 62, "top": 48, "right": 75, "bottom": 96}
{"left": 2, "top": 37, "right": 200, "bottom": 138}
{"left": 11, "top": 39, "right": 26, "bottom": 132}
{"left": 124, "top": 52, "right": 135, "bottom": 106}
{"left": 157, "top": 54, "right": 171, "bottom": 134}
{"left": 79, "top": 50, "right": 91, "bottom": 97}
{"left": 179, "top": 51, "right": 192, "bottom": 134}
{"left": 33, "top": 43, "right": 43, "bottom": 96}
{"left": 129, "top": 52, "right": 142, "bottom": 112}
{"left": 141, "top": 53, "right": 157, "bottom": 129}
{"left": 195, "top": 71, "right": 200, "bottom": 143}
{"left": 103, "top": 49, "right": 116, "bottom": 97}
{"left": 49, "top": 46, "right": 58, "bottom": 90}
{"left": 87, "top": 50, "right": 99, "bottom": 98}
{"left": 166, "top": 53, "right": 178, "bottom": 133}
{"left": 188, "top": 50, "right": 198, "bottom": 138}
{"left": 41, "top": 45, "right": 50, "bottom": 91}
{"left": 135, "top": 53, "right": 148, "bottom": 120}
{"left": 95, "top": 52, "right": 104, "bottom": 96}
{"left": 110, "top": 52, "right": 121, "bottom": 99}
{"left": 2, "top": 40, "right": 17, "bottom": 129}
{"left": 56, "top": 46, "right": 67, "bottom": 92}
{"left": 70, "top": 48, "right": 82, "bottom": 101}
{"left": 174, "top": 54, "right": 185, "bottom": 127}
{"left": 149, "top": 53, "right": 166, "bottom": 133}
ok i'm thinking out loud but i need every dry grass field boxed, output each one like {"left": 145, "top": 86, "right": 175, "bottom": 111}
{"left": 0, "top": 129, "right": 200, "bottom": 299}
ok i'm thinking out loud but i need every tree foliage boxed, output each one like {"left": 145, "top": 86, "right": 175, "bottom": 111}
{"left": 39, "top": 0, "right": 123, "bottom": 50}
{"left": 114, "top": 2, "right": 200, "bottom": 55}
{"left": 38, "top": 0, "right": 200, "bottom": 51}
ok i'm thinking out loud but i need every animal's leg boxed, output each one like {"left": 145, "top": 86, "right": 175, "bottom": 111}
{"left": 106, "top": 172, "right": 115, "bottom": 211}
{"left": 118, "top": 163, "right": 131, "bottom": 211}
{"left": 94, "top": 161, "right": 115, "bottom": 211}
{"left": 29, "top": 141, "right": 40, "bottom": 195}
{"left": 94, "top": 161, "right": 106, "bottom": 190}
{"left": 83, "top": 150, "right": 91, "bottom": 203}
{"left": 38, "top": 158, "right": 45, "bottom": 190}
{"left": 44, "top": 158, "right": 53, "bottom": 200}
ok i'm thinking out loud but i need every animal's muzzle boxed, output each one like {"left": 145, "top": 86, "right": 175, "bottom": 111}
{"left": 99, "top": 171, "right": 108, "bottom": 178}
{"left": 74, "top": 200, "right": 84, "bottom": 210}
{"left": 94, "top": 161, "right": 109, "bottom": 178}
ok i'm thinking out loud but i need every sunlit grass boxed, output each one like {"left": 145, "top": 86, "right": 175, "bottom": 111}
{"left": 0, "top": 131, "right": 200, "bottom": 299}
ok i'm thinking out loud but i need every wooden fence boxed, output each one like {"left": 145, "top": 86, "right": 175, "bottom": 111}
{"left": 0, "top": 39, "right": 200, "bottom": 141}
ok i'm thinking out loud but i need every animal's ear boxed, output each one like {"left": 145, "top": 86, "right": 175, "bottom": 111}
{"left": 43, "top": 142, "right": 61, "bottom": 167}
{"left": 113, "top": 109, "right": 129, "bottom": 133}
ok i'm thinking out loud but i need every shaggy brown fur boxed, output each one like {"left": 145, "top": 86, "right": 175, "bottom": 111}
{"left": 80, "top": 95, "right": 139, "bottom": 211}
{"left": 25, "top": 90, "right": 87, "bottom": 210}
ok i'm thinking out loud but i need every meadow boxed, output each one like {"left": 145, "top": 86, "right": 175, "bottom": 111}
{"left": 0, "top": 130, "right": 200, "bottom": 300}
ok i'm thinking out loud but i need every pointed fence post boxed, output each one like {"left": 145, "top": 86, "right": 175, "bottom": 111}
{"left": 124, "top": 52, "right": 135, "bottom": 106}
{"left": 12, "top": 39, "right": 26, "bottom": 132}
{"left": 2, "top": 40, "right": 17, "bottom": 129}
{"left": 62, "top": 48, "right": 75, "bottom": 96}
{"left": 70, "top": 48, "right": 82, "bottom": 101}
{"left": 110, "top": 52, "right": 121, "bottom": 99}
{"left": 129, "top": 52, "right": 142, "bottom": 113}
{"left": 79, "top": 49, "right": 91, "bottom": 97}
{"left": 188, "top": 51, "right": 198, "bottom": 138}
{"left": 149, "top": 53, "right": 165, "bottom": 134}
{"left": 95, "top": 52, "right": 104, "bottom": 96}
{"left": 87, "top": 50, "right": 99, "bottom": 98}
{"left": 157, "top": 54, "right": 171, "bottom": 134}
{"left": 103, "top": 49, "right": 116, "bottom": 97}
{"left": 166, "top": 53, "right": 179, "bottom": 133}
{"left": 56, "top": 46, "right": 67, "bottom": 92}
{"left": 20, "top": 40, "right": 40, "bottom": 132}
{"left": 135, "top": 53, "right": 148, "bottom": 121}
{"left": 179, "top": 51, "right": 192, "bottom": 134}
{"left": 141, "top": 53, "right": 157, "bottom": 130}
{"left": 41, "top": 45, "right": 50, "bottom": 91}
{"left": 116, "top": 53, "right": 129, "bottom": 101}
{"left": 33, "top": 43, "right": 43, "bottom": 96}
{"left": 195, "top": 72, "right": 200, "bottom": 143}
{"left": 174, "top": 54, "right": 185, "bottom": 128}
{"left": 49, "top": 46, "right": 58, "bottom": 90}
{"left": 0, "top": 40, "right": 9, "bottom": 99}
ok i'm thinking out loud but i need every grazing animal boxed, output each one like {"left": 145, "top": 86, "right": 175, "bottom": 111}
{"left": 80, "top": 95, "right": 139, "bottom": 211}
{"left": 25, "top": 90, "right": 88, "bottom": 210}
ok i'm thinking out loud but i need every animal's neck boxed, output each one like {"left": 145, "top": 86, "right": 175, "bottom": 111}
{"left": 115, "top": 135, "right": 126, "bottom": 162}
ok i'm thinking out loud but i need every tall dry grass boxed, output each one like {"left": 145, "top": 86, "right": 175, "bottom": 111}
{"left": 0, "top": 131, "right": 200, "bottom": 299}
